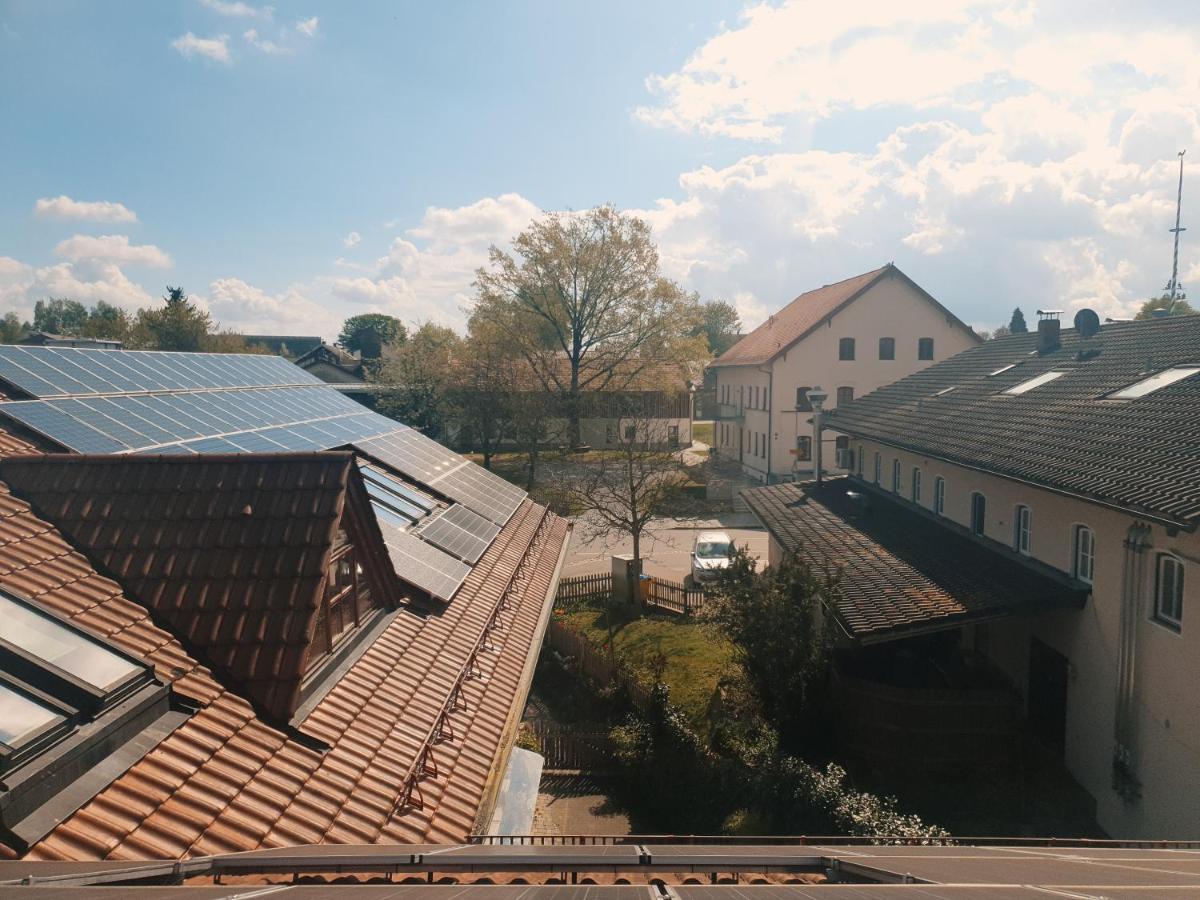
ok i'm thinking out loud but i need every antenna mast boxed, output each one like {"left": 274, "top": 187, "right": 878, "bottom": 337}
{"left": 1165, "top": 149, "right": 1187, "bottom": 313}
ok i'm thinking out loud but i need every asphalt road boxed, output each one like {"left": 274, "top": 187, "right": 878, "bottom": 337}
{"left": 563, "top": 512, "right": 768, "bottom": 582}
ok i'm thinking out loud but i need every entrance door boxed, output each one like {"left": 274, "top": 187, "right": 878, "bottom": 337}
{"left": 1028, "top": 638, "right": 1069, "bottom": 755}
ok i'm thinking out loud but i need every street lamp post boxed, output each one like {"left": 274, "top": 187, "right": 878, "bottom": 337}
{"left": 806, "top": 385, "right": 828, "bottom": 486}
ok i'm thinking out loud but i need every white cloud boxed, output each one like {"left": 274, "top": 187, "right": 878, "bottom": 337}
{"left": 55, "top": 234, "right": 172, "bottom": 269}
{"left": 243, "top": 28, "right": 287, "bottom": 54}
{"left": 0, "top": 257, "right": 155, "bottom": 317}
{"left": 172, "top": 32, "right": 232, "bottom": 64}
{"left": 34, "top": 195, "right": 138, "bottom": 224}
{"left": 295, "top": 16, "right": 319, "bottom": 38}
{"left": 200, "top": 0, "right": 269, "bottom": 17}
{"left": 204, "top": 277, "right": 339, "bottom": 334}
{"left": 342, "top": 231, "right": 361, "bottom": 248}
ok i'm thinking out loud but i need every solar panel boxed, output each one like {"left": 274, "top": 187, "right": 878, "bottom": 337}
{"left": 373, "top": 513, "right": 470, "bottom": 602}
{"left": 362, "top": 479, "right": 426, "bottom": 522}
{"left": 434, "top": 462, "right": 526, "bottom": 525}
{"left": 418, "top": 504, "right": 500, "bottom": 564}
{"left": 358, "top": 463, "right": 438, "bottom": 512}
{"left": 0, "top": 346, "right": 323, "bottom": 398}
{"left": 353, "top": 428, "right": 466, "bottom": 483}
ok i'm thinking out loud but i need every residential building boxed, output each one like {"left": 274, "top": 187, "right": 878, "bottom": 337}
{"left": 0, "top": 345, "right": 569, "bottom": 859}
{"left": 708, "top": 264, "right": 979, "bottom": 482}
{"left": 17, "top": 332, "right": 122, "bottom": 350}
{"left": 242, "top": 335, "right": 323, "bottom": 358}
{"left": 294, "top": 341, "right": 368, "bottom": 384}
{"left": 743, "top": 314, "right": 1200, "bottom": 838}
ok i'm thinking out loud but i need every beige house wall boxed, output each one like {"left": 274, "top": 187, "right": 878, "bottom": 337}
{"left": 850, "top": 437, "right": 1200, "bottom": 838}
{"left": 713, "top": 275, "right": 977, "bottom": 482}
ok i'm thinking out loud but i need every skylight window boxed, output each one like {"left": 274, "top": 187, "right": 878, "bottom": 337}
{"left": 0, "top": 683, "right": 63, "bottom": 747}
{"left": 1003, "top": 371, "right": 1067, "bottom": 395}
{"left": 935, "top": 386, "right": 957, "bottom": 396}
{"left": 1109, "top": 366, "right": 1200, "bottom": 400}
{"left": 989, "top": 364, "right": 1017, "bottom": 376}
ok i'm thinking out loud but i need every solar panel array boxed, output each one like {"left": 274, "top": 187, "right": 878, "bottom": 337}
{"left": 418, "top": 503, "right": 501, "bottom": 564}
{"left": 0, "top": 346, "right": 529, "bottom": 601}
{"left": 0, "top": 344, "right": 321, "bottom": 397}
{"left": 373, "top": 516, "right": 471, "bottom": 602}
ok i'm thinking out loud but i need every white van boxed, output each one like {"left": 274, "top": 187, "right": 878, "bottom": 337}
{"left": 690, "top": 530, "right": 734, "bottom": 585}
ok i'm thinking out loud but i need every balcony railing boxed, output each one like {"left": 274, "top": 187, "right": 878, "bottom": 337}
{"left": 713, "top": 402, "right": 744, "bottom": 420}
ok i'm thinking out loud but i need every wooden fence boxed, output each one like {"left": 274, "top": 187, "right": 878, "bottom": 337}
{"left": 530, "top": 722, "right": 614, "bottom": 773}
{"left": 554, "top": 571, "right": 705, "bottom": 616}
{"left": 544, "top": 617, "right": 653, "bottom": 715}
{"left": 554, "top": 572, "right": 612, "bottom": 604}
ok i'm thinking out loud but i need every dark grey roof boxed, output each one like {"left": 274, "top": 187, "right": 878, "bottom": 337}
{"left": 827, "top": 316, "right": 1200, "bottom": 527}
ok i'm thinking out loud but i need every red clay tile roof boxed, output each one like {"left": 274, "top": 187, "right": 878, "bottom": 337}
{"left": 742, "top": 480, "right": 1086, "bottom": 643}
{"left": 711, "top": 264, "right": 976, "bottom": 367}
{"left": 0, "top": 453, "right": 357, "bottom": 723}
{"left": 0, "top": 434, "right": 570, "bottom": 861}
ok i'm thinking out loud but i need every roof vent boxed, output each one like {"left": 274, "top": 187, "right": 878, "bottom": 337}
{"left": 1074, "top": 309, "right": 1101, "bottom": 360}
{"left": 1036, "top": 309, "right": 1062, "bottom": 355}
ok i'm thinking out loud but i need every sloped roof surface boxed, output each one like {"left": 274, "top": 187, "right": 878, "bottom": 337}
{"left": 0, "top": 453, "right": 353, "bottom": 722}
{"left": 710, "top": 266, "right": 891, "bottom": 367}
{"left": 0, "top": 433, "right": 569, "bottom": 861}
{"left": 742, "top": 481, "right": 1085, "bottom": 642}
{"left": 828, "top": 316, "right": 1200, "bottom": 526}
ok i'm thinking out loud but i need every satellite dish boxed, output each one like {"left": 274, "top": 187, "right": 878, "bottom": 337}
{"left": 1074, "top": 308, "right": 1101, "bottom": 338}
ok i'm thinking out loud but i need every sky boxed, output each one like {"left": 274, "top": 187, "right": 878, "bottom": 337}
{"left": 2, "top": 0, "right": 1200, "bottom": 339}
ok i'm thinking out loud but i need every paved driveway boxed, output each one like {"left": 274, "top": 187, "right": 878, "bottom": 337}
{"left": 563, "top": 512, "right": 768, "bottom": 581}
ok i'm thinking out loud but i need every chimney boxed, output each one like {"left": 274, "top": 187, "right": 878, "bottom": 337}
{"left": 1036, "top": 309, "right": 1062, "bottom": 354}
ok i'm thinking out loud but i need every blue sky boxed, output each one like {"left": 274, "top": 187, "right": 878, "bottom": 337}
{"left": 3, "top": 1, "right": 1200, "bottom": 338}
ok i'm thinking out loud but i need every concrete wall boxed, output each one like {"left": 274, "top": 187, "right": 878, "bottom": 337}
{"left": 713, "top": 273, "right": 977, "bottom": 481}
{"left": 851, "top": 437, "right": 1200, "bottom": 839}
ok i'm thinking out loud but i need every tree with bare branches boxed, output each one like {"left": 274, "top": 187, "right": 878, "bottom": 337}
{"left": 473, "top": 205, "right": 705, "bottom": 448}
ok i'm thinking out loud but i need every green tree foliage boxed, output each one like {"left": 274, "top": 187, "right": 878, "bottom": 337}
{"left": 692, "top": 299, "right": 742, "bottom": 356}
{"left": 33, "top": 298, "right": 88, "bottom": 335}
{"left": 80, "top": 301, "right": 132, "bottom": 342}
{"left": 376, "top": 322, "right": 462, "bottom": 437}
{"left": 704, "top": 548, "right": 834, "bottom": 750}
{"left": 474, "top": 204, "right": 705, "bottom": 447}
{"left": 132, "top": 286, "right": 212, "bottom": 352}
{"left": 337, "top": 313, "right": 407, "bottom": 360}
{"left": 1008, "top": 307, "right": 1028, "bottom": 333}
{"left": 1136, "top": 295, "right": 1199, "bottom": 319}
{"left": 0, "top": 312, "right": 30, "bottom": 344}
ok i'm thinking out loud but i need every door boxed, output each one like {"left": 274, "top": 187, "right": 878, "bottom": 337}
{"left": 1028, "top": 638, "right": 1069, "bottom": 755}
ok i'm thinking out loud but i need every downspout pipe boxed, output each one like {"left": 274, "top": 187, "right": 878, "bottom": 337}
{"left": 1114, "top": 521, "right": 1151, "bottom": 800}
{"left": 757, "top": 364, "right": 773, "bottom": 483}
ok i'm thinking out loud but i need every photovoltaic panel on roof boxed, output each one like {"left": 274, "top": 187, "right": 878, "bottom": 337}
{"left": 372, "top": 513, "right": 470, "bottom": 601}
{"left": 359, "top": 463, "right": 438, "bottom": 512}
{"left": 353, "top": 428, "right": 466, "bottom": 484}
{"left": 0, "top": 345, "right": 323, "bottom": 398}
{"left": 434, "top": 462, "right": 527, "bottom": 526}
{"left": 418, "top": 503, "right": 500, "bottom": 564}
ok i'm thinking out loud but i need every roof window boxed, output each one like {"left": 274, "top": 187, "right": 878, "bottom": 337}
{"left": 935, "top": 386, "right": 957, "bottom": 396}
{"left": 989, "top": 363, "right": 1017, "bottom": 376}
{"left": 1109, "top": 366, "right": 1200, "bottom": 400}
{"left": 1003, "top": 371, "right": 1067, "bottom": 395}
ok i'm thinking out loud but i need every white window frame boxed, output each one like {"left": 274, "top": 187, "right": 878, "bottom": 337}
{"left": 873, "top": 452, "right": 881, "bottom": 484}
{"left": 970, "top": 492, "right": 986, "bottom": 536}
{"left": 1074, "top": 525, "right": 1094, "bottom": 584}
{"left": 891, "top": 459, "right": 901, "bottom": 493}
{"left": 856, "top": 444, "right": 864, "bottom": 477}
{"left": 1154, "top": 554, "right": 1185, "bottom": 631}
{"left": 1013, "top": 505, "right": 1032, "bottom": 555}
{"left": 934, "top": 476, "right": 945, "bottom": 515}
{"left": 911, "top": 467, "right": 922, "bottom": 504}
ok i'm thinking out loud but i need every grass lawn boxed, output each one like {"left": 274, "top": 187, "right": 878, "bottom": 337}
{"left": 692, "top": 421, "right": 713, "bottom": 446}
{"left": 558, "top": 595, "right": 737, "bottom": 729}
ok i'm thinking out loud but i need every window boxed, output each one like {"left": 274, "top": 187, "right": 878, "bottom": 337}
{"left": 835, "top": 435, "right": 850, "bottom": 451}
{"left": 624, "top": 424, "right": 637, "bottom": 441}
{"left": 970, "top": 492, "right": 986, "bottom": 536}
{"left": 311, "top": 543, "right": 380, "bottom": 662}
{"left": 796, "top": 435, "right": 812, "bottom": 461}
{"left": 1074, "top": 526, "right": 1095, "bottom": 584}
{"left": 989, "top": 363, "right": 1017, "bottom": 376}
{"left": 605, "top": 424, "right": 615, "bottom": 445}
{"left": 752, "top": 385, "right": 758, "bottom": 408}
{"left": 935, "top": 385, "right": 957, "bottom": 396}
{"left": 934, "top": 476, "right": 945, "bottom": 515}
{"left": 911, "top": 467, "right": 922, "bottom": 503}
{"left": 873, "top": 452, "right": 881, "bottom": 484}
{"left": 891, "top": 459, "right": 901, "bottom": 493}
{"left": 836, "top": 386, "right": 854, "bottom": 406}
{"left": 839, "top": 337, "right": 855, "bottom": 360}
{"left": 1154, "top": 554, "right": 1185, "bottom": 630}
{"left": 1003, "top": 370, "right": 1067, "bottom": 395}
{"left": 1110, "top": 366, "right": 1200, "bottom": 399}
{"left": 795, "top": 386, "right": 812, "bottom": 411}
{"left": 1013, "top": 505, "right": 1032, "bottom": 555}
{"left": 879, "top": 337, "right": 895, "bottom": 360}
{"left": 856, "top": 444, "right": 864, "bottom": 477}
{"left": 918, "top": 337, "right": 934, "bottom": 360}
{"left": 761, "top": 432, "right": 768, "bottom": 458}
{"left": 668, "top": 425, "right": 679, "bottom": 448}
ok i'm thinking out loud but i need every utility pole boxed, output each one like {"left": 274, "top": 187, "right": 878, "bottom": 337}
{"left": 1165, "top": 149, "right": 1187, "bottom": 313}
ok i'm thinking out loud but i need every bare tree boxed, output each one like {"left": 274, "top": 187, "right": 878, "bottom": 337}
{"left": 473, "top": 205, "right": 705, "bottom": 448}
{"left": 564, "top": 408, "right": 689, "bottom": 598}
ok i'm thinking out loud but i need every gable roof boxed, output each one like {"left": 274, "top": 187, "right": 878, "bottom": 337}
{"left": 742, "top": 480, "right": 1087, "bottom": 643}
{"left": 294, "top": 342, "right": 364, "bottom": 372}
{"left": 711, "top": 264, "right": 977, "bottom": 368}
{"left": 0, "top": 453, "right": 368, "bottom": 723}
{"left": 0, "top": 430, "right": 569, "bottom": 861}
{"left": 828, "top": 316, "right": 1200, "bottom": 528}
